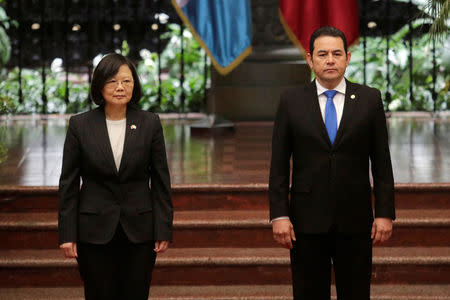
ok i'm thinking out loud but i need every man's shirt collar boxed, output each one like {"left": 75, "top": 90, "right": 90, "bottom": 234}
{"left": 315, "top": 78, "right": 346, "bottom": 96}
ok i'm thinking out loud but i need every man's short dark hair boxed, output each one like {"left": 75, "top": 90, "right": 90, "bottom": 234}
{"left": 90, "top": 53, "right": 142, "bottom": 106}
{"left": 309, "top": 26, "right": 348, "bottom": 56}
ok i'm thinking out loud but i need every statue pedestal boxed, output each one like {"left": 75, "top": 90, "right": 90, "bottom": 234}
{"left": 209, "top": 47, "right": 310, "bottom": 121}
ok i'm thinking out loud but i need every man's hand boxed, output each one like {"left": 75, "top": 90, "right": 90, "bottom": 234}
{"left": 272, "top": 219, "right": 296, "bottom": 249}
{"left": 154, "top": 240, "right": 169, "bottom": 253}
{"left": 60, "top": 242, "right": 77, "bottom": 258}
{"left": 371, "top": 218, "right": 393, "bottom": 245}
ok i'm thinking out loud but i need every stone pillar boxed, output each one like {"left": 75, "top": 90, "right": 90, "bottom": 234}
{"left": 208, "top": 0, "right": 311, "bottom": 121}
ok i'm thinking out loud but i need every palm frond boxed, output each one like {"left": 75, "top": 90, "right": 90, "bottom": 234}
{"left": 424, "top": 0, "right": 449, "bottom": 43}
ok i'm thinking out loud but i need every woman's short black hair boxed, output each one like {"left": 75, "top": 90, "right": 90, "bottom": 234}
{"left": 90, "top": 53, "right": 142, "bottom": 106}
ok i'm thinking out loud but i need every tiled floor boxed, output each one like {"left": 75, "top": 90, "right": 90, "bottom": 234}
{"left": 0, "top": 114, "right": 449, "bottom": 186}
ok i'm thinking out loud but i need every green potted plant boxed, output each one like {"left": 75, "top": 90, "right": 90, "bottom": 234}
{"left": 0, "top": 0, "right": 16, "bottom": 164}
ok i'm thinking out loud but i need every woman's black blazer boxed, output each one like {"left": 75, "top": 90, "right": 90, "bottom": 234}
{"left": 58, "top": 105, "right": 173, "bottom": 245}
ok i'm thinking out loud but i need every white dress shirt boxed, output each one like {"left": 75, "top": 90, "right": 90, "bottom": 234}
{"left": 106, "top": 118, "right": 126, "bottom": 171}
{"left": 316, "top": 78, "right": 346, "bottom": 127}
{"left": 271, "top": 78, "right": 347, "bottom": 222}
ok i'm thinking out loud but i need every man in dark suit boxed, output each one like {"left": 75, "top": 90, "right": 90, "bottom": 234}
{"left": 269, "top": 26, "right": 395, "bottom": 299}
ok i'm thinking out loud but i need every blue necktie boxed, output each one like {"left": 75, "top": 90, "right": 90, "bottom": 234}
{"left": 324, "top": 90, "right": 338, "bottom": 144}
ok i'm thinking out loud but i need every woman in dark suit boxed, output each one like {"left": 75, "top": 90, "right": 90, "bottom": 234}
{"left": 58, "top": 53, "right": 173, "bottom": 300}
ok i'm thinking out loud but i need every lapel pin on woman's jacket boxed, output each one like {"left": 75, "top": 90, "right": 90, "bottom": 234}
{"left": 350, "top": 94, "right": 356, "bottom": 100}
{"left": 130, "top": 124, "right": 137, "bottom": 130}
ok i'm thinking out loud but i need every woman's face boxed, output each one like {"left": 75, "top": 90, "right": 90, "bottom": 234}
{"left": 101, "top": 64, "right": 134, "bottom": 107}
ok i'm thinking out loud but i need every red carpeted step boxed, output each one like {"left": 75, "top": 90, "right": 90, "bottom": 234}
{"left": 1, "top": 210, "right": 449, "bottom": 249}
{"left": 0, "top": 185, "right": 269, "bottom": 212}
{"left": 1, "top": 285, "right": 450, "bottom": 299}
{"left": 0, "top": 247, "right": 449, "bottom": 287}
{"left": 1, "top": 183, "right": 449, "bottom": 212}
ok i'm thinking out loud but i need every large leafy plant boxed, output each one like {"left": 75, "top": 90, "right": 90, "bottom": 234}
{"left": 347, "top": 20, "right": 449, "bottom": 111}
{"left": 0, "top": 23, "right": 206, "bottom": 114}
{"left": 0, "top": 0, "right": 16, "bottom": 165}
{"left": 138, "top": 23, "right": 206, "bottom": 113}
{"left": 424, "top": 0, "right": 449, "bottom": 43}
{"left": 0, "top": 0, "right": 16, "bottom": 115}
{"left": 0, "top": 0, "right": 14, "bottom": 68}
{"left": 0, "top": 67, "right": 89, "bottom": 114}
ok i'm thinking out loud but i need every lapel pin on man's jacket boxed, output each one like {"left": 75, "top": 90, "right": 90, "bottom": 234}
{"left": 130, "top": 124, "right": 137, "bottom": 130}
{"left": 350, "top": 94, "right": 356, "bottom": 100}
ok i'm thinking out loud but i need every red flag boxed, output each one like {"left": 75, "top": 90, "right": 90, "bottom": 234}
{"left": 279, "top": 0, "right": 359, "bottom": 55}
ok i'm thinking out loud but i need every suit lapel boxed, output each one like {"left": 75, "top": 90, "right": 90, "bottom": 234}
{"left": 308, "top": 81, "right": 333, "bottom": 149}
{"left": 90, "top": 107, "right": 117, "bottom": 174}
{"left": 118, "top": 106, "right": 139, "bottom": 174}
{"left": 332, "top": 80, "right": 358, "bottom": 150}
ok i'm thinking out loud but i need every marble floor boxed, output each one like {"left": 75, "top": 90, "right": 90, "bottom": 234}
{"left": 0, "top": 113, "right": 449, "bottom": 186}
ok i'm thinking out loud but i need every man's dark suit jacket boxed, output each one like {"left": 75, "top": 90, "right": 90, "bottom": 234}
{"left": 58, "top": 105, "right": 173, "bottom": 245}
{"left": 269, "top": 79, "right": 395, "bottom": 234}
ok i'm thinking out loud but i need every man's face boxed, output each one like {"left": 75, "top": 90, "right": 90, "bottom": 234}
{"left": 306, "top": 36, "right": 351, "bottom": 89}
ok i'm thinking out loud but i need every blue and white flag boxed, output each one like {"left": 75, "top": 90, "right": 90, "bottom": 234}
{"left": 172, "top": 0, "right": 252, "bottom": 75}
